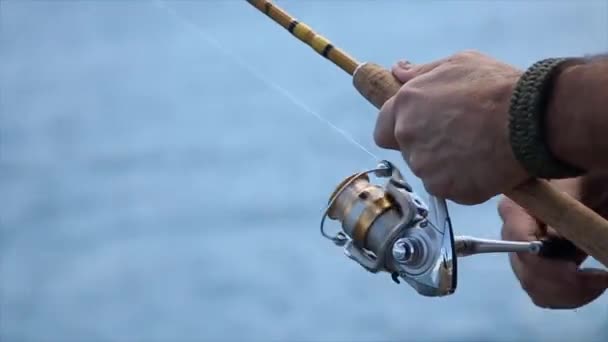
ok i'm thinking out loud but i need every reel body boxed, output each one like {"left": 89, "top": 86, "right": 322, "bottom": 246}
{"left": 321, "top": 161, "right": 457, "bottom": 297}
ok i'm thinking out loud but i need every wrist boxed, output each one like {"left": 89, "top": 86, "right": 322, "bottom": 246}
{"left": 546, "top": 61, "right": 592, "bottom": 170}
{"left": 508, "top": 57, "right": 587, "bottom": 179}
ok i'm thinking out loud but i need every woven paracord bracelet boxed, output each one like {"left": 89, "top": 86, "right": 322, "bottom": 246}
{"left": 508, "top": 58, "right": 585, "bottom": 179}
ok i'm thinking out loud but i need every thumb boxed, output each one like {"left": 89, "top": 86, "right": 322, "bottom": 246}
{"left": 391, "top": 58, "right": 446, "bottom": 83}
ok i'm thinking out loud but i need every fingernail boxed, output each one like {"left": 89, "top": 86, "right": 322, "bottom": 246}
{"left": 397, "top": 60, "right": 412, "bottom": 69}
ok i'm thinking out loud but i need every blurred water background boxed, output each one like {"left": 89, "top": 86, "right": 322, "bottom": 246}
{"left": 1, "top": 0, "right": 608, "bottom": 341}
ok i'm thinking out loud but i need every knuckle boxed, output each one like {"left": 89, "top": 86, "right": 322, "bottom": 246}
{"left": 456, "top": 49, "right": 482, "bottom": 59}
{"left": 409, "top": 158, "right": 426, "bottom": 178}
{"left": 424, "top": 180, "right": 452, "bottom": 199}
{"left": 373, "top": 99, "right": 398, "bottom": 149}
{"left": 394, "top": 123, "right": 415, "bottom": 145}
{"left": 393, "top": 85, "right": 416, "bottom": 106}
{"left": 373, "top": 127, "right": 393, "bottom": 149}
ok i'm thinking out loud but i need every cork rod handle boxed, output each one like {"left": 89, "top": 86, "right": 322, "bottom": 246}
{"left": 353, "top": 62, "right": 608, "bottom": 267}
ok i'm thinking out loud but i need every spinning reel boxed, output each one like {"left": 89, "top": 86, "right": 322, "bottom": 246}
{"left": 321, "top": 160, "right": 576, "bottom": 297}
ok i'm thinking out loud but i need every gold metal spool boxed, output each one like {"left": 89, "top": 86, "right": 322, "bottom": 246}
{"left": 326, "top": 172, "right": 395, "bottom": 249}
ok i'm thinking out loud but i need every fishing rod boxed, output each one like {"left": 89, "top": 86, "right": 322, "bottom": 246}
{"left": 245, "top": 0, "right": 608, "bottom": 297}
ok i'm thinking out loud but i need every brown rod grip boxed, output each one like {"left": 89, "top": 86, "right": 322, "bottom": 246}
{"left": 353, "top": 62, "right": 608, "bottom": 267}
{"left": 353, "top": 63, "right": 403, "bottom": 108}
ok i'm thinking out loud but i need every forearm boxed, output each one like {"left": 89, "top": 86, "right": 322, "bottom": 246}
{"left": 546, "top": 55, "right": 608, "bottom": 172}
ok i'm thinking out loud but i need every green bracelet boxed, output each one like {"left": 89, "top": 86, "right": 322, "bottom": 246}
{"left": 508, "top": 57, "right": 585, "bottom": 179}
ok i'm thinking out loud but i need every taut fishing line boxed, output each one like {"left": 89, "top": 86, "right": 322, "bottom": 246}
{"left": 154, "top": 0, "right": 379, "bottom": 161}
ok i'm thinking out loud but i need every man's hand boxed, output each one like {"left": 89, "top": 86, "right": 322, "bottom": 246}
{"left": 498, "top": 177, "right": 608, "bottom": 309}
{"left": 374, "top": 51, "right": 529, "bottom": 204}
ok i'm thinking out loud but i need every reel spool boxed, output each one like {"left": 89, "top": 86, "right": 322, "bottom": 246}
{"left": 320, "top": 160, "right": 457, "bottom": 297}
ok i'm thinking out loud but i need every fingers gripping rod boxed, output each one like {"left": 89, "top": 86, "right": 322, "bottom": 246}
{"left": 245, "top": 0, "right": 608, "bottom": 295}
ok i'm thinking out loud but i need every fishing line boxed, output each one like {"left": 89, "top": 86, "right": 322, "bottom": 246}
{"left": 154, "top": 0, "right": 379, "bottom": 161}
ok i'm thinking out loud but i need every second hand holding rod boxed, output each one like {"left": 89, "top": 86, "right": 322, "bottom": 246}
{"left": 245, "top": 0, "right": 608, "bottom": 267}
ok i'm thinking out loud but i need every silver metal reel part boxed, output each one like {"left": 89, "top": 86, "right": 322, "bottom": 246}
{"left": 320, "top": 160, "right": 556, "bottom": 297}
{"left": 320, "top": 160, "right": 457, "bottom": 297}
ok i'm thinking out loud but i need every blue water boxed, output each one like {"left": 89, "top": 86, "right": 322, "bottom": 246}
{"left": 2, "top": 1, "right": 608, "bottom": 341}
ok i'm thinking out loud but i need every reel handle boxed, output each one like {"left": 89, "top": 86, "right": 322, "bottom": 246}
{"left": 352, "top": 62, "right": 608, "bottom": 267}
